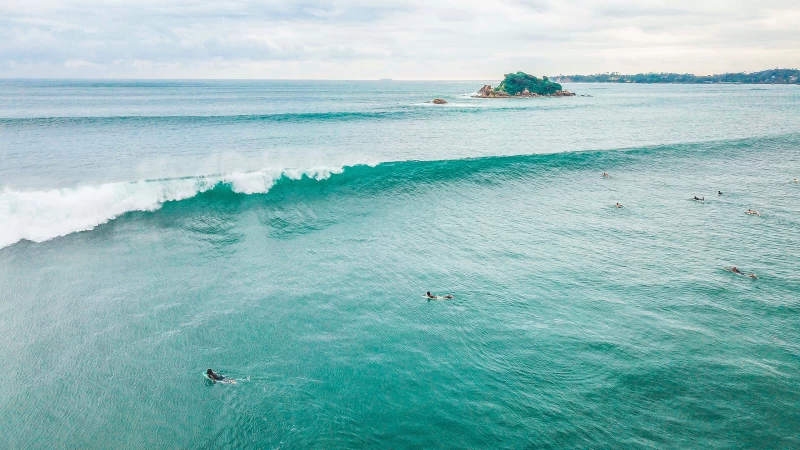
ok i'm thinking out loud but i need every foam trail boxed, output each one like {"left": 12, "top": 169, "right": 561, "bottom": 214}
{"left": 0, "top": 166, "right": 342, "bottom": 248}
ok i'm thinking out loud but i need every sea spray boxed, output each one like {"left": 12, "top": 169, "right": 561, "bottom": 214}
{"left": 0, "top": 166, "right": 343, "bottom": 248}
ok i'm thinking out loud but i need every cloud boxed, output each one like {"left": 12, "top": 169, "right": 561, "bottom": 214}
{"left": 0, "top": 0, "right": 798, "bottom": 78}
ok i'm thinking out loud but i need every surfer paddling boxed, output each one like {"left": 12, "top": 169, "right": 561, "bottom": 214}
{"left": 693, "top": 196, "right": 704, "bottom": 202}
{"left": 745, "top": 209, "right": 761, "bottom": 216}
{"left": 725, "top": 266, "right": 758, "bottom": 279}
{"left": 426, "top": 291, "right": 453, "bottom": 300}
{"left": 206, "top": 369, "right": 225, "bottom": 383}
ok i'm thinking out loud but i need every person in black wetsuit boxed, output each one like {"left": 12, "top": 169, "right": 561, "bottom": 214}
{"left": 206, "top": 369, "right": 225, "bottom": 383}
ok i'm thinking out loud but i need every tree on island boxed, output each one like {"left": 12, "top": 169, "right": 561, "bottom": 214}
{"left": 552, "top": 68, "right": 800, "bottom": 84}
{"left": 496, "top": 71, "right": 563, "bottom": 95}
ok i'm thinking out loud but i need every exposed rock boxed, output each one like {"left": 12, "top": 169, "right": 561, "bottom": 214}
{"left": 477, "top": 85, "right": 494, "bottom": 96}
{"left": 473, "top": 81, "right": 574, "bottom": 98}
{"left": 474, "top": 85, "right": 509, "bottom": 98}
{"left": 432, "top": 98, "right": 448, "bottom": 104}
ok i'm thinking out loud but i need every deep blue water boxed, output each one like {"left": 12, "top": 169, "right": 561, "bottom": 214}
{"left": 1, "top": 80, "right": 799, "bottom": 448}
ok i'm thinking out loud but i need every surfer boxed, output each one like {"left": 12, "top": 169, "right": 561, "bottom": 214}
{"left": 206, "top": 369, "right": 225, "bottom": 383}
{"left": 693, "top": 196, "right": 704, "bottom": 201}
{"left": 794, "top": 178, "right": 799, "bottom": 183}
{"left": 615, "top": 203, "right": 623, "bottom": 208}
{"left": 602, "top": 172, "right": 610, "bottom": 178}
{"left": 726, "top": 266, "right": 743, "bottom": 275}
{"left": 426, "top": 291, "right": 437, "bottom": 299}
{"left": 725, "top": 266, "right": 758, "bottom": 278}
{"left": 745, "top": 209, "right": 760, "bottom": 216}
{"left": 718, "top": 191, "right": 723, "bottom": 195}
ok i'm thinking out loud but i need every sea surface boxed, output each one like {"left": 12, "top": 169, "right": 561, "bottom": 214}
{"left": 1, "top": 80, "right": 799, "bottom": 448}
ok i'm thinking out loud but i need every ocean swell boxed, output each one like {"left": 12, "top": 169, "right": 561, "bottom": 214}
{"left": 0, "top": 111, "right": 408, "bottom": 127}
{"left": 0, "top": 166, "right": 342, "bottom": 248}
{"left": 3, "top": 133, "right": 795, "bottom": 250}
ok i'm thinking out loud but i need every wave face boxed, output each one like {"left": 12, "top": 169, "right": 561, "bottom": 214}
{"left": 0, "top": 143, "right": 632, "bottom": 249}
{"left": 0, "top": 167, "right": 342, "bottom": 248}
{"left": 4, "top": 133, "right": 797, "bottom": 249}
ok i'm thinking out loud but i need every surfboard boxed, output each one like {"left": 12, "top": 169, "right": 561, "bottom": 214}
{"left": 202, "top": 372, "right": 236, "bottom": 384}
{"left": 725, "top": 269, "right": 758, "bottom": 279}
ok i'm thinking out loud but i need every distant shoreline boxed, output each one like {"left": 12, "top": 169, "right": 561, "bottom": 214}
{"left": 552, "top": 68, "right": 799, "bottom": 85}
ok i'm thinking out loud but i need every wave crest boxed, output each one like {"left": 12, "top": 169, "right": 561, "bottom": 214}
{"left": 0, "top": 166, "right": 343, "bottom": 248}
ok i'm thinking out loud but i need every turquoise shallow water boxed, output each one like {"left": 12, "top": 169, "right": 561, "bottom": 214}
{"left": 1, "top": 81, "right": 799, "bottom": 448}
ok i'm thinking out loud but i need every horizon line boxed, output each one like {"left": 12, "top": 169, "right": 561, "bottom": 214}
{"left": 2, "top": 67, "right": 798, "bottom": 83}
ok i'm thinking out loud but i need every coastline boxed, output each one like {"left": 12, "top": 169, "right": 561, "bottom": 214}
{"left": 551, "top": 68, "right": 800, "bottom": 85}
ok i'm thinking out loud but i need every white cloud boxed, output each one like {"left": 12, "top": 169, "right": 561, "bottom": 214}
{"left": 0, "top": 0, "right": 798, "bottom": 78}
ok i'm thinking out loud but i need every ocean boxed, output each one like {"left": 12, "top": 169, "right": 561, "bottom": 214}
{"left": 1, "top": 80, "right": 799, "bottom": 448}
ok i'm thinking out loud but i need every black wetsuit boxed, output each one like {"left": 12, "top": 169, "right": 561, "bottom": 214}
{"left": 208, "top": 372, "right": 225, "bottom": 381}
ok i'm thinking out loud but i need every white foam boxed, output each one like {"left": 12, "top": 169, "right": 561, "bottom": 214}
{"left": 0, "top": 166, "right": 343, "bottom": 248}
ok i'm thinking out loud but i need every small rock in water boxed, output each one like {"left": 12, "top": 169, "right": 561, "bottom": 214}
{"left": 432, "top": 98, "right": 448, "bottom": 104}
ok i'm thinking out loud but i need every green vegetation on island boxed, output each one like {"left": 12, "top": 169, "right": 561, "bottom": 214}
{"left": 552, "top": 68, "right": 800, "bottom": 84}
{"left": 497, "top": 71, "right": 564, "bottom": 95}
{"left": 474, "top": 71, "right": 575, "bottom": 98}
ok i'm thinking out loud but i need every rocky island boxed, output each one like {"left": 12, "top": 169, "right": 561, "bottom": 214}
{"left": 474, "top": 71, "right": 575, "bottom": 98}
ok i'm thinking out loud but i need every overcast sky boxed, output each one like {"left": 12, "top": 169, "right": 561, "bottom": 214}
{"left": 1, "top": 0, "right": 798, "bottom": 79}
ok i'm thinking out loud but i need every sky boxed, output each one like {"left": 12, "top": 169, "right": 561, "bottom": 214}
{"left": 1, "top": 0, "right": 799, "bottom": 79}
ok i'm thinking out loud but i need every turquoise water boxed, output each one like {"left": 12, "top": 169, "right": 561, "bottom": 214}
{"left": 1, "top": 81, "right": 799, "bottom": 448}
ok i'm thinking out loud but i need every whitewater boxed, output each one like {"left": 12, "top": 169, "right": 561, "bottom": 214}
{"left": 0, "top": 166, "right": 345, "bottom": 248}
{"left": 1, "top": 80, "right": 799, "bottom": 449}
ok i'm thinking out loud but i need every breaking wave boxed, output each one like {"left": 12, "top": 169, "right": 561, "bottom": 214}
{"left": 2, "top": 133, "right": 795, "bottom": 249}
{"left": 0, "top": 166, "right": 343, "bottom": 248}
